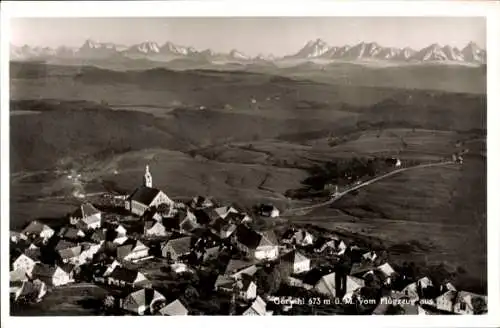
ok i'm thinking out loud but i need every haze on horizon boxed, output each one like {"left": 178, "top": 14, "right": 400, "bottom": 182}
{"left": 10, "top": 17, "right": 486, "bottom": 57}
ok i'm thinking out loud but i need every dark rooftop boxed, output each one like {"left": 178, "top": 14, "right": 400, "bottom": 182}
{"left": 235, "top": 225, "right": 262, "bottom": 250}
{"left": 128, "top": 186, "right": 162, "bottom": 205}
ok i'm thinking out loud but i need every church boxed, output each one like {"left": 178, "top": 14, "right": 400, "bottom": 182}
{"left": 125, "top": 165, "right": 174, "bottom": 217}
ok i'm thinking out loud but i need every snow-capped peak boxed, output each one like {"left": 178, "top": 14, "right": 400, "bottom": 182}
{"left": 160, "top": 41, "right": 195, "bottom": 55}
{"left": 229, "top": 49, "right": 249, "bottom": 60}
{"left": 293, "top": 38, "right": 331, "bottom": 58}
{"left": 135, "top": 41, "right": 160, "bottom": 54}
{"left": 462, "top": 41, "right": 486, "bottom": 62}
{"left": 442, "top": 45, "right": 464, "bottom": 61}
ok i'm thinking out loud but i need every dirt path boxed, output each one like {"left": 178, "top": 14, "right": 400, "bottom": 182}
{"left": 283, "top": 160, "right": 456, "bottom": 216}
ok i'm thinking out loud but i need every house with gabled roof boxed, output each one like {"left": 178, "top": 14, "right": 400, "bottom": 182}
{"left": 10, "top": 231, "right": 28, "bottom": 244}
{"left": 161, "top": 236, "right": 192, "bottom": 261}
{"left": 189, "top": 196, "right": 215, "bottom": 210}
{"left": 121, "top": 288, "right": 166, "bottom": 315}
{"left": 255, "top": 230, "right": 279, "bottom": 260}
{"left": 10, "top": 268, "right": 29, "bottom": 284}
{"left": 143, "top": 203, "right": 177, "bottom": 222}
{"left": 22, "top": 220, "right": 54, "bottom": 241}
{"left": 258, "top": 204, "right": 280, "bottom": 218}
{"left": 59, "top": 226, "right": 86, "bottom": 241}
{"left": 315, "top": 272, "right": 365, "bottom": 299}
{"left": 69, "top": 202, "right": 102, "bottom": 230}
{"left": 224, "top": 259, "right": 258, "bottom": 278}
{"left": 102, "top": 259, "right": 122, "bottom": 277}
{"left": 401, "top": 276, "right": 434, "bottom": 304}
{"left": 55, "top": 240, "right": 82, "bottom": 264}
{"left": 281, "top": 228, "right": 314, "bottom": 246}
{"left": 14, "top": 279, "right": 47, "bottom": 303}
{"left": 362, "top": 251, "right": 378, "bottom": 262}
{"left": 117, "top": 239, "right": 150, "bottom": 261}
{"left": 112, "top": 224, "right": 129, "bottom": 245}
{"left": 214, "top": 205, "right": 239, "bottom": 220}
{"left": 350, "top": 262, "right": 377, "bottom": 277}
{"left": 453, "top": 291, "right": 487, "bottom": 315}
{"left": 12, "top": 251, "right": 41, "bottom": 276}
{"left": 144, "top": 220, "right": 168, "bottom": 237}
{"left": 243, "top": 296, "right": 272, "bottom": 316}
{"left": 159, "top": 299, "right": 189, "bottom": 316}
{"left": 92, "top": 259, "right": 123, "bottom": 283}
{"left": 215, "top": 274, "right": 257, "bottom": 300}
{"left": 10, "top": 269, "right": 30, "bottom": 298}
{"left": 115, "top": 224, "right": 127, "bottom": 236}
{"left": 435, "top": 290, "right": 458, "bottom": 313}
{"left": 199, "top": 246, "right": 221, "bottom": 262}
{"left": 314, "top": 236, "right": 347, "bottom": 255}
{"left": 210, "top": 217, "right": 237, "bottom": 239}
{"left": 107, "top": 267, "right": 149, "bottom": 288}
{"left": 179, "top": 211, "right": 199, "bottom": 233}
{"left": 234, "top": 225, "right": 279, "bottom": 261}
{"left": 31, "top": 263, "right": 74, "bottom": 286}
{"left": 375, "top": 262, "right": 396, "bottom": 285}
{"left": 193, "top": 208, "right": 220, "bottom": 226}
{"left": 78, "top": 241, "right": 103, "bottom": 264}
{"left": 279, "top": 250, "right": 311, "bottom": 275}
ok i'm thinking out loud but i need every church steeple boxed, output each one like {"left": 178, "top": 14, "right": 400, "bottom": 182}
{"left": 143, "top": 165, "right": 152, "bottom": 188}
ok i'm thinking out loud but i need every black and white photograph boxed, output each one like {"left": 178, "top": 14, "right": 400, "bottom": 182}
{"left": 1, "top": 1, "right": 499, "bottom": 325}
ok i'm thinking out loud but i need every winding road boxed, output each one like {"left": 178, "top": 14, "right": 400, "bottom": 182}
{"left": 283, "top": 160, "right": 456, "bottom": 216}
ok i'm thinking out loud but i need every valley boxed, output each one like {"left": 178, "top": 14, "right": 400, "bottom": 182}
{"left": 9, "top": 61, "right": 487, "bottom": 294}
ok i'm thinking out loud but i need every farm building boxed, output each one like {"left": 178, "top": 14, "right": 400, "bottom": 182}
{"left": 144, "top": 220, "right": 168, "bottom": 237}
{"left": 12, "top": 251, "right": 40, "bottom": 276}
{"left": 258, "top": 204, "right": 280, "bottom": 218}
{"left": 159, "top": 299, "right": 189, "bottom": 316}
{"left": 69, "top": 203, "right": 102, "bottom": 230}
{"left": 106, "top": 267, "right": 149, "bottom": 288}
{"left": 31, "top": 263, "right": 74, "bottom": 287}
{"left": 21, "top": 221, "right": 54, "bottom": 241}
{"left": 161, "top": 236, "right": 192, "bottom": 261}
{"left": 10, "top": 231, "right": 28, "bottom": 244}
{"left": 242, "top": 296, "right": 272, "bottom": 316}
{"left": 116, "top": 239, "right": 150, "bottom": 261}
{"left": 121, "top": 288, "right": 166, "bottom": 315}
{"left": 234, "top": 225, "right": 279, "bottom": 261}
{"left": 315, "top": 272, "right": 365, "bottom": 299}
{"left": 279, "top": 250, "right": 311, "bottom": 275}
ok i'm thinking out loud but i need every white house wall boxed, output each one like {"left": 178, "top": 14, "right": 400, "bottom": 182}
{"left": 13, "top": 255, "right": 37, "bottom": 275}
{"left": 255, "top": 246, "right": 279, "bottom": 260}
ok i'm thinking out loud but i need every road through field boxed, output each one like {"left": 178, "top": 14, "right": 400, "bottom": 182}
{"left": 283, "top": 160, "right": 456, "bottom": 216}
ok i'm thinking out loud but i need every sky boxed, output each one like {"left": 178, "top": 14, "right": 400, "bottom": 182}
{"left": 10, "top": 17, "right": 486, "bottom": 57}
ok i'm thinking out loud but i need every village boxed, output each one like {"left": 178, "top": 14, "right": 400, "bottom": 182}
{"left": 9, "top": 163, "right": 486, "bottom": 316}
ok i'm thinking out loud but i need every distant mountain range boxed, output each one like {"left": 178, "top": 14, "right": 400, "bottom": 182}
{"left": 286, "top": 39, "right": 486, "bottom": 64}
{"left": 10, "top": 39, "right": 486, "bottom": 65}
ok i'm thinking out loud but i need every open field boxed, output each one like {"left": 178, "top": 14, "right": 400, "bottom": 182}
{"left": 9, "top": 62, "right": 486, "bottom": 294}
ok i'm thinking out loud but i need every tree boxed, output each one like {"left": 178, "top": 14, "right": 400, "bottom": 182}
{"left": 268, "top": 266, "right": 282, "bottom": 294}
{"left": 255, "top": 269, "right": 271, "bottom": 295}
{"left": 184, "top": 285, "right": 200, "bottom": 300}
{"left": 255, "top": 266, "right": 282, "bottom": 295}
{"left": 103, "top": 296, "right": 116, "bottom": 311}
{"left": 472, "top": 297, "right": 487, "bottom": 314}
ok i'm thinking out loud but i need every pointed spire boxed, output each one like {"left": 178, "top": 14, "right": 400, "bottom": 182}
{"left": 144, "top": 164, "right": 152, "bottom": 188}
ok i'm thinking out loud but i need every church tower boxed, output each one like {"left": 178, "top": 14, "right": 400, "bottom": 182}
{"left": 143, "top": 165, "right": 153, "bottom": 188}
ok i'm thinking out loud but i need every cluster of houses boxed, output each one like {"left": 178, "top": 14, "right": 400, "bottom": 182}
{"left": 10, "top": 165, "right": 486, "bottom": 316}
